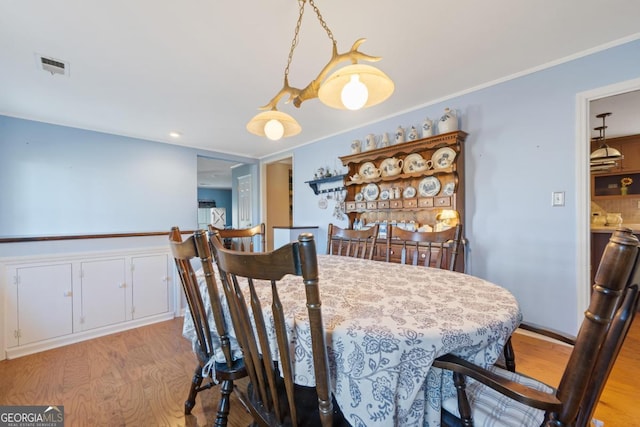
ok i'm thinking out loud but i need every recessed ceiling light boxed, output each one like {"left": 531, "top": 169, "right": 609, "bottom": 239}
{"left": 169, "top": 131, "right": 182, "bottom": 138}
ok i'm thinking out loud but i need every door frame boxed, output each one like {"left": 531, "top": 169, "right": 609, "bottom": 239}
{"left": 576, "top": 76, "right": 640, "bottom": 328}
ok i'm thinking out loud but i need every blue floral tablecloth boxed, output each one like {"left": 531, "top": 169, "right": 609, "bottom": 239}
{"left": 183, "top": 254, "right": 521, "bottom": 427}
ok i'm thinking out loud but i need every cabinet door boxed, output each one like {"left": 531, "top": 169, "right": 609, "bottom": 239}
{"left": 131, "top": 254, "right": 169, "bottom": 319}
{"left": 14, "top": 264, "right": 73, "bottom": 346}
{"left": 80, "top": 259, "right": 126, "bottom": 330}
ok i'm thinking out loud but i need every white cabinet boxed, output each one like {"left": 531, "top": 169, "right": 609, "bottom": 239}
{"left": 131, "top": 254, "right": 169, "bottom": 320}
{"left": 6, "top": 263, "right": 73, "bottom": 347}
{"left": 80, "top": 258, "right": 127, "bottom": 331}
{"left": 2, "top": 248, "right": 173, "bottom": 359}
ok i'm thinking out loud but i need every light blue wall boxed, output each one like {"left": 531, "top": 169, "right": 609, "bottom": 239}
{"left": 289, "top": 39, "right": 640, "bottom": 334}
{"left": 197, "top": 188, "right": 232, "bottom": 227}
{"left": 0, "top": 116, "right": 255, "bottom": 237}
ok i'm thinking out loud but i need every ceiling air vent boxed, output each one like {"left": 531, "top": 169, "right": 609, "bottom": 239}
{"left": 36, "top": 54, "right": 70, "bottom": 76}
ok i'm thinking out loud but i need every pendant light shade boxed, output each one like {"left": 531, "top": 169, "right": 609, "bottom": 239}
{"left": 246, "top": 1, "right": 394, "bottom": 140}
{"left": 590, "top": 112, "right": 622, "bottom": 171}
{"left": 246, "top": 110, "right": 301, "bottom": 141}
{"left": 318, "top": 64, "right": 394, "bottom": 110}
{"left": 590, "top": 145, "right": 622, "bottom": 161}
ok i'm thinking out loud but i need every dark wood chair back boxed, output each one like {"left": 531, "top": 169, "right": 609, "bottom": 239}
{"left": 386, "top": 224, "right": 462, "bottom": 271}
{"left": 169, "top": 227, "right": 246, "bottom": 421}
{"left": 434, "top": 228, "right": 640, "bottom": 426}
{"left": 326, "top": 223, "right": 380, "bottom": 260}
{"left": 209, "top": 231, "right": 338, "bottom": 427}
{"left": 209, "top": 223, "right": 266, "bottom": 252}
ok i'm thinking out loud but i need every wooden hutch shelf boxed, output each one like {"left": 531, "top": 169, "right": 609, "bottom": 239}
{"left": 339, "top": 130, "right": 468, "bottom": 270}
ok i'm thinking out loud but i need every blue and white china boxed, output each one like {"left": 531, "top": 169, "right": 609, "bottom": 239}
{"left": 422, "top": 117, "right": 434, "bottom": 138}
{"left": 380, "top": 132, "right": 391, "bottom": 147}
{"left": 437, "top": 107, "right": 458, "bottom": 133}
{"left": 380, "top": 157, "right": 404, "bottom": 177}
{"left": 365, "top": 133, "right": 379, "bottom": 151}
{"left": 432, "top": 147, "right": 457, "bottom": 169}
{"left": 351, "top": 139, "right": 362, "bottom": 154}
{"left": 395, "top": 125, "right": 405, "bottom": 144}
{"left": 408, "top": 126, "right": 419, "bottom": 141}
{"left": 418, "top": 176, "right": 441, "bottom": 197}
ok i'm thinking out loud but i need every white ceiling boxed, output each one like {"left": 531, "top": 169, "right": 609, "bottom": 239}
{"left": 1, "top": 1, "right": 640, "bottom": 161}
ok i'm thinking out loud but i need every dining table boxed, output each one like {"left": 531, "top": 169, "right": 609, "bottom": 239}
{"left": 182, "top": 254, "right": 522, "bottom": 427}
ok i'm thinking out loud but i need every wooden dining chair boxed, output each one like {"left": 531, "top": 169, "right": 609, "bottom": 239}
{"left": 209, "top": 231, "right": 347, "bottom": 427}
{"left": 326, "top": 223, "right": 380, "bottom": 260}
{"left": 386, "top": 224, "right": 463, "bottom": 271}
{"left": 209, "top": 223, "right": 266, "bottom": 252}
{"left": 169, "top": 227, "right": 247, "bottom": 424}
{"left": 433, "top": 227, "right": 640, "bottom": 427}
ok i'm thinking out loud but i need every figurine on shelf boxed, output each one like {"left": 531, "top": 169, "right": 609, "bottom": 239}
{"left": 381, "top": 132, "right": 391, "bottom": 147}
{"left": 408, "top": 126, "right": 419, "bottom": 141}
{"left": 395, "top": 125, "right": 405, "bottom": 144}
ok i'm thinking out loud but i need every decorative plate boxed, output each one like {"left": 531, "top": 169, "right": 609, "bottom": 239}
{"left": 379, "top": 189, "right": 390, "bottom": 200}
{"left": 363, "top": 183, "right": 380, "bottom": 201}
{"left": 318, "top": 197, "right": 328, "bottom": 209}
{"left": 359, "top": 162, "right": 378, "bottom": 179}
{"left": 403, "top": 153, "right": 424, "bottom": 173}
{"left": 418, "top": 176, "right": 441, "bottom": 197}
{"left": 355, "top": 192, "right": 364, "bottom": 202}
{"left": 403, "top": 186, "right": 417, "bottom": 198}
{"left": 442, "top": 182, "right": 455, "bottom": 196}
{"left": 432, "top": 147, "right": 456, "bottom": 169}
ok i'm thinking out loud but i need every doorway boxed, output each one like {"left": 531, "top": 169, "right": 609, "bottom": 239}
{"left": 578, "top": 78, "right": 640, "bottom": 327}
{"left": 263, "top": 157, "right": 293, "bottom": 251}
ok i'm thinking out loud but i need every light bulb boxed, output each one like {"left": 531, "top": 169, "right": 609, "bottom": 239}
{"left": 264, "top": 119, "right": 284, "bottom": 141}
{"left": 341, "top": 74, "right": 368, "bottom": 110}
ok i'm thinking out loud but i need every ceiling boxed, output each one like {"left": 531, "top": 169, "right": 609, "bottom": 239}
{"left": 1, "top": 1, "right": 640, "bottom": 161}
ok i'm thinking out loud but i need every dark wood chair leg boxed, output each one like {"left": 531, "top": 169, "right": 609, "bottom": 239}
{"left": 503, "top": 337, "right": 516, "bottom": 372}
{"left": 214, "top": 379, "right": 234, "bottom": 427}
{"left": 185, "top": 365, "right": 204, "bottom": 415}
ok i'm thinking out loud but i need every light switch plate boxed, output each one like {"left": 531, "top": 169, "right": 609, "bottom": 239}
{"left": 552, "top": 191, "right": 565, "bottom": 207}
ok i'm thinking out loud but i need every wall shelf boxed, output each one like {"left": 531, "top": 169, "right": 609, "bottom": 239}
{"left": 305, "top": 174, "right": 346, "bottom": 195}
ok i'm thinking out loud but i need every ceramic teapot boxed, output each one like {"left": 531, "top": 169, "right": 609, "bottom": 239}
{"left": 382, "top": 157, "right": 404, "bottom": 176}
{"left": 438, "top": 107, "right": 458, "bottom": 133}
{"left": 413, "top": 159, "right": 433, "bottom": 172}
{"left": 361, "top": 167, "right": 382, "bottom": 179}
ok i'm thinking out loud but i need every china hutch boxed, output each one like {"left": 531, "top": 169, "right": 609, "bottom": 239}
{"left": 339, "top": 130, "right": 468, "bottom": 270}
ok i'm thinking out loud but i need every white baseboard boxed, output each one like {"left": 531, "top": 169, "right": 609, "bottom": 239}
{"left": 4, "top": 312, "right": 174, "bottom": 360}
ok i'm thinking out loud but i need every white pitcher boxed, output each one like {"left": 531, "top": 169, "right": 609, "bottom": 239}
{"left": 438, "top": 108, "right": 458, "bottom": 134}
{"left": 395, "top": 126, "right": 405, "bottom": 144}
{"left": 422, "top": 117, "right": 434, "bottom": 138}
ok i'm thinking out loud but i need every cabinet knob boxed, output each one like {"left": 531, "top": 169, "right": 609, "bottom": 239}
{"left": 64, "top": 290, "right": 73, "bottom": 297}
{"left": 119, "top": 283, "right": 127, "bottom": 288}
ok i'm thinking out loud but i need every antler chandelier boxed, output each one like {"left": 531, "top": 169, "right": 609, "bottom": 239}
{"left": 246, "top": 0, "right": 394, "bottom": 141}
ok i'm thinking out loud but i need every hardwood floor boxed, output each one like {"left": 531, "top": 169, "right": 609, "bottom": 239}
{"left": 0, "top": 317, "right": 638, "bottom": 426}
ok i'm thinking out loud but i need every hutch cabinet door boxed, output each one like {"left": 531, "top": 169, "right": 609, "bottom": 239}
{"left": 130, "top": 254, "right": 169, "bottom": 320}
{"left": 10, "top": 263, "right": 73, "bottom": 347}
{"left": 80, "top": 258, "right": 126, "bottom": 331}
